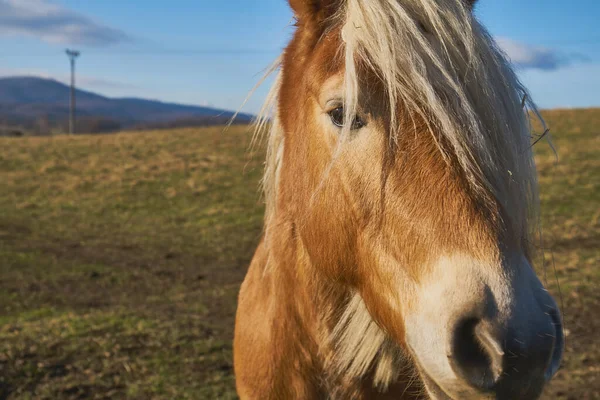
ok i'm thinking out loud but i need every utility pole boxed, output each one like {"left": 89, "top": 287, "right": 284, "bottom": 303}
{"left": 65, "top": 49, "right": 80, "bottom": 135}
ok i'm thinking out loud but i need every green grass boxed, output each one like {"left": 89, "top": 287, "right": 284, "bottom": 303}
{"left": 0, "top": 126, "right": 262, "bottom": 399}
{"left": 0, "top": 111, "right": 598, "bottom": 399}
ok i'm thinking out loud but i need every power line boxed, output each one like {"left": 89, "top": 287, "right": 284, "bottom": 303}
{"left": 0, "top": 40, "right": 598, "bottom": 59}
{"left": 0, "top": 49, "right": 283, "bottom": 58}
{"left": 0, "top": 36, "right": 597, "bottom": 60}
{"left": 89, "top": 49, "right": 283, "bottom": 55}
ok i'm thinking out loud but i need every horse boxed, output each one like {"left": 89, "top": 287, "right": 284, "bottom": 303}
{"left": 234, "top": 0, "right": 564, "bottom": 398}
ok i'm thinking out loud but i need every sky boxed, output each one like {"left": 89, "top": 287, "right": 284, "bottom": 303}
{"left": 0, "top": 0, "right": 599, "bottom": 114}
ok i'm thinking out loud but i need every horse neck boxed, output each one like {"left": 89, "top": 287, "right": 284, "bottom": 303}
{"left": 263, "top": 217, "right": 422, "bottom": 398}
{"left": 265, "top": 216, "right": 348, "bottom": 353}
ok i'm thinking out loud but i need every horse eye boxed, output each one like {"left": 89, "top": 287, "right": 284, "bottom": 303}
{"left": 328, "top": 107, "right": 366, "bottom": 130}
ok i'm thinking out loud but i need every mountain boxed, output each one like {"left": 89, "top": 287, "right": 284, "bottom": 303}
{"left": 0, "top": 77, "right": 253, "bottom": 134}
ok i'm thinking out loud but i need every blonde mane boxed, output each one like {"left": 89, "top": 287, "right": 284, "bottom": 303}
{"left": 256, "top": 0, "right": 543, "bottom": 250}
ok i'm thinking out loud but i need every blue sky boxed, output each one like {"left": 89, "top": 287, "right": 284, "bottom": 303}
{"left": 0, "top": 0, "right": 599, "bottom": 113}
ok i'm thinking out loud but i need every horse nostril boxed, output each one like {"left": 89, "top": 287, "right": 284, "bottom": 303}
{"left": 450, "top": 318, "right": 503, "bottom": 391}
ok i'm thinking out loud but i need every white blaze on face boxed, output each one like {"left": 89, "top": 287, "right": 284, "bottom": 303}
{"left": 404, "top": 255, "right": 502, "bottom": 391}
{"left": 402, "top": 252, "right": 549, "bottom": 397}
{"left": 331, "top": 251, "right": 562, "bottom": 397}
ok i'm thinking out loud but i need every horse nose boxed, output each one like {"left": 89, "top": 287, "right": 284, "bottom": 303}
{"left": 449, "top": 308, "right": 564, "bottom": 395}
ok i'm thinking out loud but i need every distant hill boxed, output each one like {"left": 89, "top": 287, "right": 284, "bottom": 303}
{"left": 0, "top": 77, "right": 252, "bottom": 135}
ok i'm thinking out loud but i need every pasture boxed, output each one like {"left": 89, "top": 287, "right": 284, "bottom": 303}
{"left": 0, "top": 109, "right": 598, "bottom": 399}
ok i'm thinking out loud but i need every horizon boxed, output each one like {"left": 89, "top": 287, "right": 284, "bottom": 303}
{"left": 0, "top": 1, "right": 599, "bottom": 113}
{"left": 0, "top": 75, "right": 252, "bottom": 112}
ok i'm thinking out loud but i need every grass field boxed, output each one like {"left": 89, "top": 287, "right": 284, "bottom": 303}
{"left": 0, "top": 109, "right": 598, "bottom": 399}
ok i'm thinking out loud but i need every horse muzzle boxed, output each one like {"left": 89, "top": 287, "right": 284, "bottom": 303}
{"left": 403, "top": 253, "right": 564, "bottom": 400}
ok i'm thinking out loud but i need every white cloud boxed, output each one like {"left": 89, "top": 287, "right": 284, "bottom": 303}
{"left": 0, "top": 0, "right": 129, "bottom": 46}
{"left": 496, "top": 37, "right": 588, "bottom": 71}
